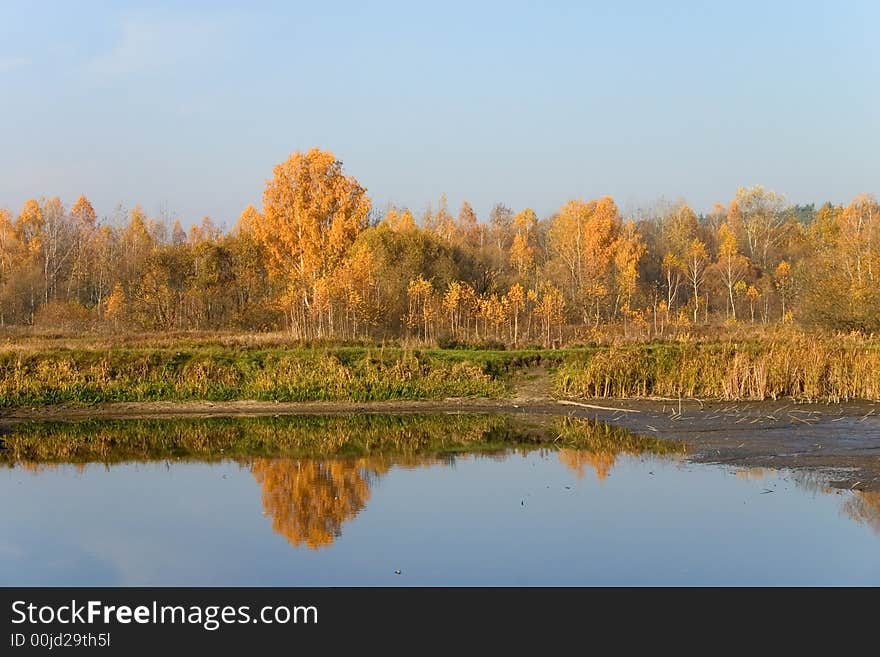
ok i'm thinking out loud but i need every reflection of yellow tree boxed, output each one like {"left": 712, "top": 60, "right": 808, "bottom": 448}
{"left": 735, "top": 467, "right": 771, "bottom": 481}
{"left": 555, "top": 417, "right": 685, "bottom": 482}
{"left": 558, "top": 449, "right": 615, "bottom": 481}
{"left": 17, "top": 462, "right": 89, "bottom": 475}
{"left": 251, "top": 458, "right": 390, "bottom": 549}
{"left": 843, "top": 491, "right": 880, "bottom": 535}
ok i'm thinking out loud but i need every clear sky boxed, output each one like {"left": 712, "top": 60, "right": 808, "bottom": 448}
{"left": 1, "top": 1, "right": 877, "bottom": 227}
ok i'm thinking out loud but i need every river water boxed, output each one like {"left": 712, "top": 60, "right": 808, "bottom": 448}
{"left": 1, "top": 414, "right": 878, "bottom": 585}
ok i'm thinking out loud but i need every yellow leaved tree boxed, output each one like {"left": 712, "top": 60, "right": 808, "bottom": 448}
{"left": 252, "top": 148, "right": 371, "bottom": 337}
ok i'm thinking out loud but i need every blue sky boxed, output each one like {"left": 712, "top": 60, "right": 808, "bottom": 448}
{"left": 1, "top": 1, "right": 877, "bottom": 227}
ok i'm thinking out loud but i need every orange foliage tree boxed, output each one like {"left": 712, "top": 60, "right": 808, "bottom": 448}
{"left": 252, "top": 148, "right": 371, "bottom": 337}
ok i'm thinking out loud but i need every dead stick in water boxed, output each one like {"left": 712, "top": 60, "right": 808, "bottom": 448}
{"left": 558, "top": 400, "right": 641, "bottom": 413}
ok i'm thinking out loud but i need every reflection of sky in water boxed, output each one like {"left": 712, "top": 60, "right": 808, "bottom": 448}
{"left": 1, "top": 453, "right": 878, "bottom": 586}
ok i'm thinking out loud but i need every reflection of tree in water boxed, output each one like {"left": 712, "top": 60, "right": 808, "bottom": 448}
{"left": 554, "top": 418, "right": 685, "bottom": 482}
{"left": 734, "top": 468, "right": 880, "bottom": 536}
{"left": 558, "top": 450, "right": 616, "bottom": 481}
{"left": 843, "top": 491, "right": 880, "bottom": 535}
{"left": 251, "top": 452, "right": 517, "bottom": 548}
{"left": 735, "top": 467, "right": 772, "bottom": 481}
{"left": 6, "top": 412, "right": 880, "bottom": 540}
{"left": 251, "top": 458, "right": 390, "bottom": 549}
{"left": 15, "top": 461, "right": 90, "bottom": 474}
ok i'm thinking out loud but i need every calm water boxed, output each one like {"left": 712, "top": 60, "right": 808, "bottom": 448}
{"left": 1, "top": 435, "right": 879, "bottom": 585}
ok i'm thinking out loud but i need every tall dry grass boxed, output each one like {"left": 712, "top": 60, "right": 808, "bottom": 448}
{"left": 555, "top": 334, "right": 880, "bottom": 401}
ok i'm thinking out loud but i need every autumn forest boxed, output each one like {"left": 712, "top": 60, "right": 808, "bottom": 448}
{"left": 1, "top": 147, "right": 878, "bottom": 346}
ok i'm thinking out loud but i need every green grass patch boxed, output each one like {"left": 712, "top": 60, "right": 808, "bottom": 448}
{"left": 0, "top": 347, "right": 529, "bottom": 407}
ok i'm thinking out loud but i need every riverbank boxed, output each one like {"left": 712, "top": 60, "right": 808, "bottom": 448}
{"left": 3, "top": 334, "right": 880, "bottom": 409}
{"left": 0, "top": 346, "right": 537, "bottom": 408}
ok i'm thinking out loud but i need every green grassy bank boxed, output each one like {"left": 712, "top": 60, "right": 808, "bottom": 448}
{"left": 3, "top": 333, "right": 880, "bottom": 407}
{"left": 0, "top": 346, "right": 554, "bottom": 407}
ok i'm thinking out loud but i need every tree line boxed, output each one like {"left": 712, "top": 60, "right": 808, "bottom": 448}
{"left": 1, "top": 147, "right": 877, "bottom": 344}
